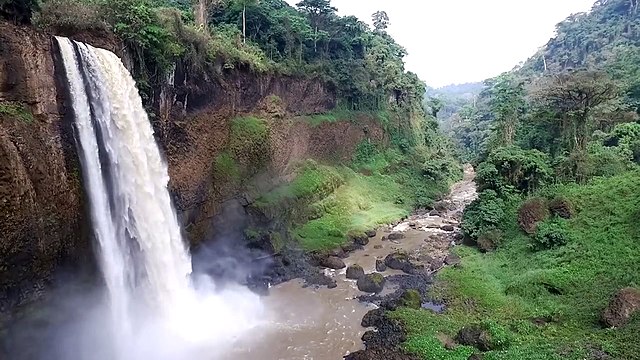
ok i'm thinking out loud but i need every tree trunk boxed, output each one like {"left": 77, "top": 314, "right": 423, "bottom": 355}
{"left": 194, "top": 0, "right": 207, "bottom": 29}
{"left": 242, "top": 5, "right": 246, "bottom": 44}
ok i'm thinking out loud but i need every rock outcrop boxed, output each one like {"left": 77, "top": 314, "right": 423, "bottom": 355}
{"left": 602, "top": 287, "right": 640, "bottom": 328}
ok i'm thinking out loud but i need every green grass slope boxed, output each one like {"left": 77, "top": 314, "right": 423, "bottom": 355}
{"left": 394, "top": 171, "right": 640, "bottom": 359}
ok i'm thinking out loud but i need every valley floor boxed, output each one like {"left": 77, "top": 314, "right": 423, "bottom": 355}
{"left": 394, "top": 171, "right": 640, "bottom": 360}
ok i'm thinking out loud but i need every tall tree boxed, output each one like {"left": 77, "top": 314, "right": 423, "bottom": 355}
{"left": 296, "top": 0, "right": 336, "bottom": 52}
{"left": 372, "top": 10, "right": 389, "bottom": 32}
{"left": 486, "top": 73, "right": 525, "bottom": 146}
{"left": 531, "top": 70, "right": 621, "bottom": 180}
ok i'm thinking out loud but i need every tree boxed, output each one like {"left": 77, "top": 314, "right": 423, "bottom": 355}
{"left": 426, "top": 97, "right": 443, "bottom": 118}
{"left": 296, "top": 0, "right": 337, "bottom": 53}
{"left": 0, "top": 0, "right": 38, "bottom": 24}
{"left": 531, "top": 70, "right": 621, "bottom": 181}
{"left": 193, "top": 0, "right": 225, "bottom": 29}
{"left": 486, "top": 73, "right": 525, "bottom": 146}
{"left": 372, "top": 10, "right": 389, "bottom": 32}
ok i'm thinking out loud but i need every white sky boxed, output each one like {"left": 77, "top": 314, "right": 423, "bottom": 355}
{"left": 285, "top": 0, "right": 596, "bottom": 87}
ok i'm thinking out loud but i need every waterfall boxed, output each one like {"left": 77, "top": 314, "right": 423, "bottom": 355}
{"left": 55, "top": 37, "right": 264, "bottom": 360}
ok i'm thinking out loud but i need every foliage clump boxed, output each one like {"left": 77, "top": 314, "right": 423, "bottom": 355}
{"left": 0, "top": 101, "right": 34, "bottom": 123}
{"left": 477, "top": 146, "right": 552, "bottom": 196}
{"left": 531, "top": 218, "right": 572, "bottom": 251}
{"left": 228, "top": 116, "right": 270, "bottom": 172}
{"left": 517, "top": 197, "right": 549, "bottom": 235}
{"left": 461, "top": 190, "right": 505, "bottom": 242}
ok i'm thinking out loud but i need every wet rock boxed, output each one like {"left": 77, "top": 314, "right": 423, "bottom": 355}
{"left": 434, "top": 200, "right": 455, "bottom": 212}
{"left": 441, "top": 225, "right": 455, "bottom": 232}
{"left": 344, "top": 347, "right": 420, "bottom": 360}
{"left": 357, "top": 273, "right": 386, "bottom": 293}
{"left": 362, "top": 308, "right": 385, "bottom": 327}
{"left": 341, "top": 242, "right": 359, "bottom": 253}
{"left": 381, "top": 236, "right": 387, "bottom": 242}
{"left": 429, "top": 209, "right": 442, "bottom": 217}
{"left": 445, "top": 254, "right": 461, "bottom": 266}
{"left": 321, "top": 256, "right": 346, "bottom": 269}
{"left": 384, "top": 252, "right": 414, "bottom": 274}
{"left": 602, "top": 287, "right": 640, "bottom": 328}
{"left": 374, "top": 244, "right": 383, "bottom": 250}
{"left": 376, "top": 259, "right": 387, "bottom": 272}
{"left": 346, "top": 264, "right": 365, "bottom": 280}
{"left": 388, "top": 232, "right": 405, "bottom": 241}
{"left": 409, "top": 222, "right": 417, "bottom": 228}
{"left": 455, "top": 324, "right": 498, "bottom": 352}
{"left": 352, "top": 233, "right": 370, "bottom": 246}
{"left": 366, "top": 230, "right": 377, "bottom": 238}
{"left": 328, "top": 247, "right": 347, "bottom": 258}
{"left": 430, "top": 258, "right": 445, "bottom": 271}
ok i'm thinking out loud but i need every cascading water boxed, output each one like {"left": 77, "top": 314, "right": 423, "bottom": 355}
{"left": 55, "top": 37, "right": 264, "bottom": 360}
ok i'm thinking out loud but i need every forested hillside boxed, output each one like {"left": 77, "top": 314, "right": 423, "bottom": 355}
{"left": 393, "top": 0, "right": 640, "bottom": 359}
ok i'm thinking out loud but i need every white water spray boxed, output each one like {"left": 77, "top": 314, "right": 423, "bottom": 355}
{"left": 56, "top": 37, "right": 264, "bottom": 360}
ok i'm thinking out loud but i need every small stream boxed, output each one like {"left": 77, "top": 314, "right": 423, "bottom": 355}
{"left": 225, "top": 166, "right": 477, "bottom": 360}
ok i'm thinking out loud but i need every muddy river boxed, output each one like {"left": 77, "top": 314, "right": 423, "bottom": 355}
{"left": 226, "top": 165, "right": 477, "bottom": 360}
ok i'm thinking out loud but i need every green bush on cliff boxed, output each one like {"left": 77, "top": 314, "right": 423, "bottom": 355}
{"left": 0, "top": 101, "right": 33, "bottom": 123}
{"left": 228, "top": 116, "right": 270, "bottom": 173}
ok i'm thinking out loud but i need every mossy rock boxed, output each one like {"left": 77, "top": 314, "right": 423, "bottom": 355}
{"left": 401, "top": 289, "right": 422, "bottom": 309}
{"left": 357, "top": 273, "right": 386, "bottom": 293}
{"left": 346, "top": 264, "right": 365, "bottom": 280}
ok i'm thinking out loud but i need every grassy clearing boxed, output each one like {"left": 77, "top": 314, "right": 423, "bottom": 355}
{"left": 294, "top": 169, "right": 411, "bottom": 251}
{"left": 393, "top": 171, "right": 640, "bottom": 359}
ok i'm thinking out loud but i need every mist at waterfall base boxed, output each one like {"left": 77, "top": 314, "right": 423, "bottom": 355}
{"left": 30, "top": 37, "right": 271, "bottom": 360}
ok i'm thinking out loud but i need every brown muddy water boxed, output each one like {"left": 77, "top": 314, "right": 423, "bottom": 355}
{"left": 225, "top": 166, "right": 477, "bottom": 360}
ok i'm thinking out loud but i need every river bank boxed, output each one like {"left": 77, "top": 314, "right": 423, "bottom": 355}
{"left": 218, "top": 166, "right": 477, "bottom": 360}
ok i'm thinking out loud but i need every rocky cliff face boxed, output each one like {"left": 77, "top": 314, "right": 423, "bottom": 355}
{"left": 0, "top": 22, "right": 89, "bottom": 311}
{"left": 0, "top": 21, "right": 378, "bottom": 311}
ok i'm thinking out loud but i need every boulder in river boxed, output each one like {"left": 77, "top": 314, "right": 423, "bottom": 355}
{"left": 346, "top": 264, "right": 365, "bottom": 280}
{"left": 602, "top": 287, "right": 640, "bottom": 328}
{"left": 351, "top": 233, "right": 370, "bottom": 246}
{"left": 376, "top": 259, "right": 387, "bottom": 272}
{"left": 320, "top": 256, "right": 346, "bottom": 269}
{"left": 441, "top": 225, "right": 455, "bottom": 232}
{"left": 388, "top": 232, "right": 405, "bottom": 241}
{"left": 361, "top": 308, "right": 385, "bottom": 327}
{"left": 357, "top": 273, "right": 386, "bottom": 293}
{"left": 366, "top": 230, "right": 377, "bottom": 238}
{"left": 341, "top": 242, "right": 359, "bottom": 253}
{"left": 384, "top": 251, "right": 414, "bottom": 273}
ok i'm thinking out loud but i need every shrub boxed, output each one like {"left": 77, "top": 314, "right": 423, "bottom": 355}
{"left": 532, "top": 218, "right": 572, "bottom": 250}
{"left": 461, "top": 190, "right": 506, "bottom": 241}
{"left": 517, "top": 197, "right": 549, "bottom": 234}
{"left": 0, "top": 101, "right": 33, "bottom": 123}
{"left": 228, "top": 116, "right": 270, "bottom": 172}
{"left": 33, "top": 0, "right": 108, "bottom": 32}
{"left": 477, "top": 146, "right": 552, "bottom": 196}
{"left": 548, "top": 196, "right": 574, "bottom": 219}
